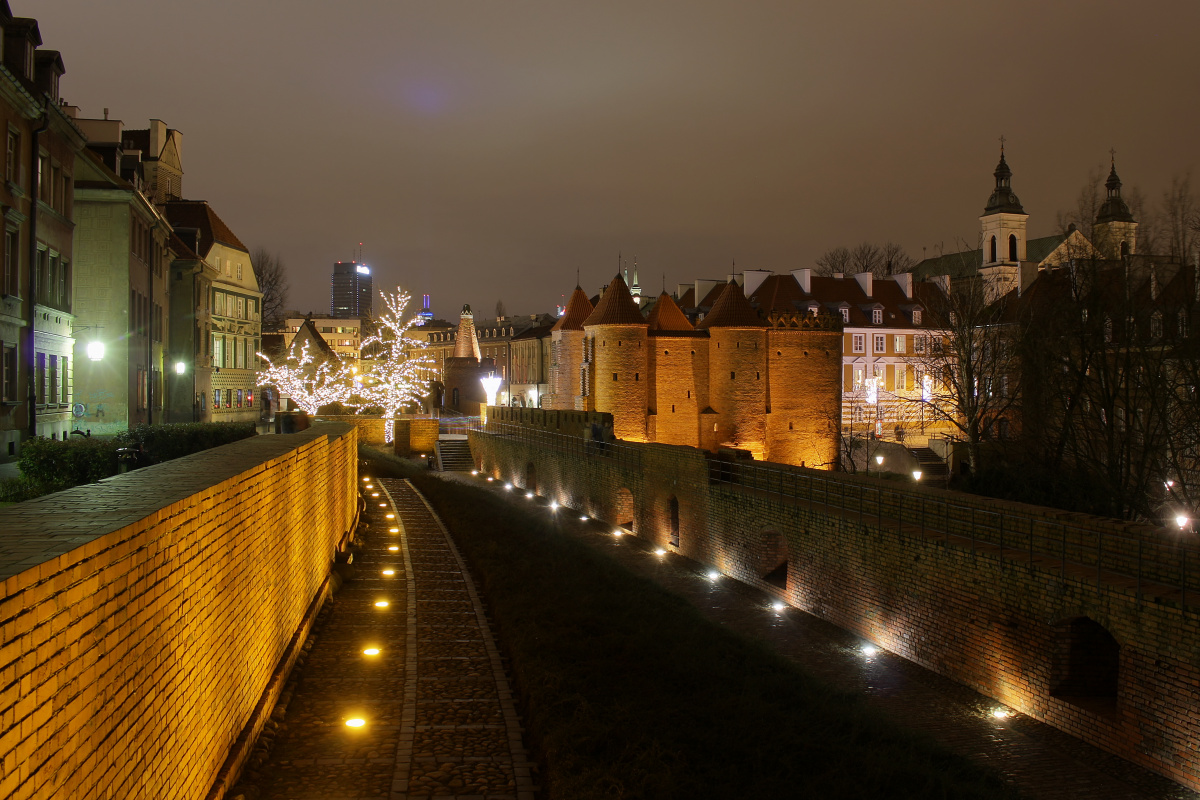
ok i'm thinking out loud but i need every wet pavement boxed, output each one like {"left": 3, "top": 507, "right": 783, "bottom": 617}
{"left": 245, "top": 476, "right": 535, "bottom": 800}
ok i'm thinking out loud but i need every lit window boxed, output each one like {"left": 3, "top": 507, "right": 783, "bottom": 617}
{"left": 853, "top": 366, "right": 864, "bottom": 390}
{"left": 895, "top": 364, "right": 907, "bottom": 391}
{"left": 852, "top": 334, "right": 865, "bottom": 353}
{"left": 872, "top": 309, "right": 883, "bottom": 325}
{"left": 894, "top": 335, "right": 905, "bottom": 353}
{"left": 840, "top": 307, "right": 849, "bottom": 323}
{"left": 874, "top": 334, "right": 886, "bottom": 353}
{"left": 914, "top": 335, "right": 925, "bottom": 354}
{"left": 913, "top": 309, "right": 922, "bottom": 325}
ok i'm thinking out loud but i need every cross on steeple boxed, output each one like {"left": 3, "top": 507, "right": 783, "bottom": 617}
{"left": 1110, "top": 147, "right": 1117, "bottom": 165}
{"left": 999, "top": 134, "right": 1006, "bottom": 154}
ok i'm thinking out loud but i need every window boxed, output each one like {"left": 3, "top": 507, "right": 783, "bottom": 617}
{"left": 1180, "top": 311, "right": 1189, "bottom": 338}
{"left": 59, "top": 261, "right": 68, "bottom": 308}
{"left": 840, "top": 307, "right": 849, "bottom": 323}
{"left": 1151, "top": 312, "right": 1163, "bottom": 339}
{"left": 895, "top": 363, "right": 907, "bottom": 391}
{"left": 853, "top": 405, "right": 865, "bottom": 423}
{"left": 35, "top": 352, "right": 45, "bottom": 404}
{"left": 212, "top": 391, "right": 220, "bottom": 410}
{"left": 913, "top": 309, "right": 922, "bottom": 325}
{"left": 853, "top": 366, "right": 864, "bottom": 390}
{"left": 237, "top": 297, "right": 245, "bottom": 319}
{"left": 225, "top": 389, "right": 232, "bottom": 408}
{"left": 49, "top": 356, "right": 57, "bottom": 404}
{"left": 2, "top": 229, "right": 15, "bottom": 295}
{"left": 914, "top": 335, "right": 925, "bottom": 354}
{"left": 247, "top": 390, "right": 254, "bottom": 407}
{"left": 61, "top": 356, "right": 68, "bottom": 404}
{"left": 236, "top": 263, "right": 242, "bottom": 280}
{"left": 873, "top": 334, "right": 886, "bottom": 353}
{"left": 236, "top": 389, "right": 243, "bottom": 408}
{"left": 989, "top": 236, "right": 997, "bottom": 263}
{"left": 1009, "top": 234, "right": 1018, "bottom": 262}
{"left": 1, "top": 344, "right": 14, "bottom": 401}
{"left": 1104, "top": 317, "right": 1113, "bottom": 343}
{"left": 872, "top": 309, "right": 883, "bottom": 325}
{"left": 4, "top": 130, "right": 17, "bottom": 183}
{"left": 852, "top": 334, "right": 865, "bottom": 353}
{"left": 894, "top": 335, "right": 905, "bottom": 353}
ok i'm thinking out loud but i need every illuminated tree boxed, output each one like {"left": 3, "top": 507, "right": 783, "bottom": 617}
{"left": 257, "top": 339, "right": 354, "bottom": 415}
{"left": 358, "top": 288, "right": 433, "bottom": 442}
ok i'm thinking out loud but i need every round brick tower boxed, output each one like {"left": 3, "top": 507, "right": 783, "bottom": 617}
{"left": 583, "top": 274, "right": 649, "bottom": 441}
{"left": 696, "top": 282, "right": 768, "bottom": 457}
{"left": 547, "top": 286, "right": 593, "bottom": 410}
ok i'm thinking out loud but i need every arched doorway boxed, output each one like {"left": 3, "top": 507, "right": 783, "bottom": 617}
{"left": 760, "top": 530, "right": 789, "bottom": 589}
{"left": 615, "top": 488, "right": 634, "bottom": 531}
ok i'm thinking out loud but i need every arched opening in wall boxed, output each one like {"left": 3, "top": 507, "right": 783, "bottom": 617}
{"left": 615, "top": 487, "right": 634, "bottom": 531}
{"left": 452, "top": 387, "right": 459, "bottom": 408}
{"left": 760, "top": 530, "right": 789, "bottom": 589}
{"left": 1051, "top": 617, "right": 1119, "bottom": 713}
{"left": 1008, "top": 234, "right": 1018, "bottom": 262}
{"left": 525, "top": 462, "right": 537, "bottom": 494}
{"left": 989, "top": 236, "right": 997, "bottom": 263}
{"left": 668, "top": 495, "right": 680, "bottom": 548}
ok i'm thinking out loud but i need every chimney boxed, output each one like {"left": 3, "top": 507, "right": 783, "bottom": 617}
{"left": 853, "top": 272, "right": 873, "bottom": 297}
{"left": 889, "top": 272, "right": 913, "bottom": 299}
{"left": 148, "top": 119, "right": 168, "bottom": 159}
{"left": 676, "top": 283, "right": 691, "bottom": 300}
{"left": 791, "top": 268, "right": 812, "bottom": 293}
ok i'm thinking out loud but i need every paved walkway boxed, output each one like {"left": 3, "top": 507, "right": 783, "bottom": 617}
{"left": 504, "top": 483, "right": 1195, "bottom": 800}
{"left": 248, "top": 477, "right": 535, "bottom": 799}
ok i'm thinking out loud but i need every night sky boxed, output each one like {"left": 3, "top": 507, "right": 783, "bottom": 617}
{"left": 34, "top": 0, "right": 1200, "bottom": 321}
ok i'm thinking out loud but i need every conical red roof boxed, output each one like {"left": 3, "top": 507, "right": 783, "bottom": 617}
{"left": 696, "top": 281, "right": 766, "bottom": 328}
{"left": 581, "top": 274, "right": 646, "bottom": 327}
{"left": 551, "top": 286, "right": 595, "bottom": 331}
{"left": 645, "top": 292, "right": 694, "bottom": 332}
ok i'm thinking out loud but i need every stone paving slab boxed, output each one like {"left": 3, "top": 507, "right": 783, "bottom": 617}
{"left": 242, "top": 475, "right": 535, "bottom": 800}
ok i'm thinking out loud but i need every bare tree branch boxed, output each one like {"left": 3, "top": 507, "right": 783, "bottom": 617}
{"left": 251, "top": 247, "right": 291, "bottom": 332}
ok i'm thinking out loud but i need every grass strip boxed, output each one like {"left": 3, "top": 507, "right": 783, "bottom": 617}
{"left": 361, "top": 447, "right": 1021, "bottom": 800}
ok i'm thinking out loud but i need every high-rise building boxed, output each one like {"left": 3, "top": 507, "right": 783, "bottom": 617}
{"left": 331, "top": 260, "right": 372, "bottom": 318}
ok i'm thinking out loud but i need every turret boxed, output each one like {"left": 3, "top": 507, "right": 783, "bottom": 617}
{"left": 582, "top": 274, "right": 649, "bottom": 440}
{"left": 696, "top": 282, "right": 768, "bottom": 457}
{"left": 1094, "top": 157, "right": 1138, "bottom": 259}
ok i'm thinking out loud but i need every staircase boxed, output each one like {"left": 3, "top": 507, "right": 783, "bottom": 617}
{"left": 908, "top": 447, "right": 950, "bottom": 482}
{"left": 436, "top": 439, "right": 475, "bottom": 472}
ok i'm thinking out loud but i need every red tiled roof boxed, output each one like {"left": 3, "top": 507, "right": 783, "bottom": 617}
{"left": 645, "top": 292, "right": 694, "bottom": 332}
{"left": 582, "top": 274, "right": 647, "bottom": 327}
{"left": 696, "top": 282, "right": 766, "bottom": 328}
{"left": 748, "top": 272, "right": 944, "bottom": 329}
{"left": 164, "top": 200, "right": 248, "bottom": 256}
{"left": 551, "top": 286, "right": 594, "bottom": 331}
{"left": 697, "top": 283, "right": 728, "bottom": 308}
{"left": 676, "top": 287, "right": 696, "bottom": 308}
{"left": 168, "top": 231, "right": 200, "bottom": 261}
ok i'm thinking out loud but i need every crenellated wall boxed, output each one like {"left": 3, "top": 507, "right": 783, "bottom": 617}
{"left": 471, "top": 420, "right": 1200, "bottom": 792}
{"left": 0, "top": 423, "right": 358, "bottom": 800}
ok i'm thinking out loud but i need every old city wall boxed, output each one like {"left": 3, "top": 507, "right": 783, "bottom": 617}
{"left": 707, "top": 328, "right": 767, "bottom": 457}
{"left": 646, "top": 333, "right": 701, "bottom": 448}
{"left": 588, "top": 324, "right": 649, "bottom": 441}
{"left": 764, "top": 328, "right": 842, "bottom": 468}
{"left": 470, "top": 417, "right": 1200, "bottom": 791}
{"left": 0, "top": 423, "right": 358, "bottom": 800}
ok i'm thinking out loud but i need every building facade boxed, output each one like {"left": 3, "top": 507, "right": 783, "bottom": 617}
{"left": 284, "top": 316, "right": 364, "bottom": 363}
{"left": 330, "top": 260, "right": 372, "bottom": 319}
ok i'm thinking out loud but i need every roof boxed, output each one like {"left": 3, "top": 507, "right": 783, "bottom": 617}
{"left": 290, "top": 318, "right": 337, "bottom": 360}
{"left": 697, "top": 282, "right": 728, "bottom": 309}
{"left": 512, "top": 323, "right": 555, "bottom": 341}
{"left": 552, "top": 286, "right": 594, "bottom": 331}
{"left": 645, "top": 292, "right": 694, "bottom": 332}
{"left": 168, "top": 231, "right": 200, "bottom": 261}
{"left": 676, "top": 287, "right": 696, "bottom": 308}
{"left": 911, "top": 234, "right": 1069, "bottom": 281}
{"left": 696, "top": 282, "right": 766, "bottom": 329}
{"left": 582, "top": 274, "right": 647, "bottom": 327}
{"left": 747, "top": 272, "right": 943, "bottom": 329}
{"left": 1026, "top": 234, "right": 1068, "bottom": 263}
{"left": 163, "top": 200, "right": 248, "bottom": 256}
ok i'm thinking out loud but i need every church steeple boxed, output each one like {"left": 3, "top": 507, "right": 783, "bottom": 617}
{"left": 1094, "top": 152, "right": 1138, "bottom": 258}
{"left": 984, "top": 142, "right": 1025, "bottom": 215}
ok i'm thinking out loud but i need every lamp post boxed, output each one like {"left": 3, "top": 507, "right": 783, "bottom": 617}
{"left": 480, "top": 373, "right": 502, "bottom": 425}
{"left": 913, "top": 470, "right": 923, "bottom": 483}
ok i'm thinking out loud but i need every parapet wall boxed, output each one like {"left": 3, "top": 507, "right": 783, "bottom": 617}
{"left": 0, "top": 423, "right": 358, "bottom": 799}
{"left": 471, "top": 422, "right": 1200, "bottom": 791}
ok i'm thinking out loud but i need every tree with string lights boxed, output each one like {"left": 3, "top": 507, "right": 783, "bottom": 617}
{"left": 257, "top": 339, "right": 354, "bottom": 415}
{"left": 358, "top": 287, "right": 433, "bottom": 442}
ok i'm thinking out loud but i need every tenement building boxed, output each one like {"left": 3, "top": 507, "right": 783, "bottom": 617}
{"left": 547, "top": 274, "right": 844, "bottom": 469}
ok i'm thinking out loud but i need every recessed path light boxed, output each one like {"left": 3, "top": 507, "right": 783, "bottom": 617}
{"left": 388, "top": 545, "right": 399, "bottom": 552}
{"left": 363, "top": 648, "right": 380, "bottom": 656}
{"left": 346, "top": 718, "right": 366, "bottom": 727}
{"left": 382, "top": 569, "right": 395, "bottom": 576}
{"left": 654, "top": 548, "right": 666, "bottom": 556}
{"left": 771, "top": 602, "right": 786, "bottom": 612}
{"left": 706, "top": 570, "right": 720, "bottom": 581}
{"left": 375, "top": 600, "right": 389, "bottom": 608}
{"left": 389, "top": 527, "right": 399, "bottom": 533}
{"left": 862, "top": 645, "right": 877, "bottom": 657}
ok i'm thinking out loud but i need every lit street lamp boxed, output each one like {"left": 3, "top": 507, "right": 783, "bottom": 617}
{"left": 480, "top": 373, "right": 502, "bottom": 423}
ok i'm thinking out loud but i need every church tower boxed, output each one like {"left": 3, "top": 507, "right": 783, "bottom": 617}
{"left": 1093, "top": 157, "right": 1138, "bottom": 259}
{"left": 979, "top": 145, "right": 1029, "bottom": 301}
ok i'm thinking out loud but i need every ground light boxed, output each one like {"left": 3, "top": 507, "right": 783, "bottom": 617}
{"left": 362, "top": 477, "right": 370, "bottom": 482}
{"left": 913, "top": 470, "right": 923, "bottom": 482}
{"left": 486, "top": 477, "right": 494, "bottom": 482}
{"left": 875, "top": 454, "right": 884, "bottom": 467}
{"left": 526, "top": 492, "right": 534, "bottom": 499}
{"left": 371, "top": 493, "right": 379, "bottom": 497}
{"left": 654, "top": 548, "right": 666, "bottom": 556}
{"left": 862, "top": 645, "right": 878, "bottom": 657}
{"left": 505, "top": 483, "right": 513, "bottom": 490}
{"left": 363, "top": 648, "right": 380, "bottom": 656}
{"left": 345, "top": 718, "right": 366, "bottom": 728}
{"left": 378, "top": 503, "right": 386, "bottom": 507}
{"left": 706, "top": 570, "right": 720, "bottom": 581}
{"left": 992, "top": 708, "right": 1010, "bottom": 720}
{"left": 382, "top": 569, "right": 395, "bottom": 576}
{"left": 771, "top": 602, "right": 786, "bottom": 612}
{"left": 375, "top": 600, "right": 389, "bottom": 608}
{"left": 388, "top": 545, "right": 399, "bottom": 551}
{"left": 613, "top": 530, "right": 624, "bottom": 537}
{"left": 471, "top": 470, "right": 479, "bottom": 476}
{"left": 386, "top": 513, "right": 395, "bottom": 519}
{"left": 580, "top": 516, "right": 588, "bottom": 521}
{"left": 550, "top": 501, "right": 558, "bottom": 510}
{"left": 389, "top": 527, "right": 399, "bottom": 533}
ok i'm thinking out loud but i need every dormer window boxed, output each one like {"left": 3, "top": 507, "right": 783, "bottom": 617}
{"left": 913, "top": 309, "right": 922, "bottom": 325}
{"left": 839, "top": 307, "right": 849, "bottom": 323}
{"left": 808, "top": 305, "right": 819, "bottom": 316}
{"left": 872, "top": 309, "right": 883, "bottom": 325}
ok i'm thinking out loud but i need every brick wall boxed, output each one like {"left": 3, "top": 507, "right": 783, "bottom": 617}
{"left": 0, "top": 422, "right": 358, "bottom": 799}
{"left": 471, "top": 419, "right": 1200, "bottom": 791}
{"left": 318, "top": 413, "right": 388, "bottom": 444}
{"left": 589, "top": 324, "right": 649, "bottom": 441}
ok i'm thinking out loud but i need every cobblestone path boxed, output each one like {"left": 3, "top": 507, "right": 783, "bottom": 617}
{"left": 249, "top": 476, "right": 534, "bottom": 800}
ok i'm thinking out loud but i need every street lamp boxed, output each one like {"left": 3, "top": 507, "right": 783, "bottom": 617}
{"left": 1176, "top": 514, "right": 1190, "bottom": 532}
{"left": 174, "top": 361, "right": 186, "bottom": 375}
{"left": 481, "top": 373, "right": 502, "bottom": 424}
{"left": 875, "top": 454, "right": 884, "bottom": 469}
{"left": 86, "top": 341, "right": 105, "bottom": 361}
{"left": 913, "top": 470, "right": 923, "bottom": 482}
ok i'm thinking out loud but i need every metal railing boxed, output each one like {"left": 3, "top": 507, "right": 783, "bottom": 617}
{"left": 476, "top": 420, "right": 1199, "bottom": 614}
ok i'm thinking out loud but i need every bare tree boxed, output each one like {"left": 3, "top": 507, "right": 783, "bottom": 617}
{"left": 816, "top": 242, "right": 914, "bottom": 277}
{"left": 880, "top": 241, "right": 915, "bottom": 275}
{"left": 495, "top": 299, "right": 507, "bottom": 320}
{"left": 251, "top": 247, "right": 291, "bottom": 332}
{"left": 814, "top": 246, "right": 852, "bottom": 276}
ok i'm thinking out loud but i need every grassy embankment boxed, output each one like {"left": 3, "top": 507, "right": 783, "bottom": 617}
{"left": 361, "top": 446, "right": 1020, "bottom": 800}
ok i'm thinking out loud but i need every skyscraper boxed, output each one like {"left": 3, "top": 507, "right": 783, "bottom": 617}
{"left": 331, "top": 261, "right": 372, "bottom": 318}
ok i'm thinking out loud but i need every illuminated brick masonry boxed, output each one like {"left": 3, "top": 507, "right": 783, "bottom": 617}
{"left": 548, "top": 274, "right": 843, "bottom": 469}
{"left": 0, "top": 423, "right": 358, "bottom": 799}
{"left": 472, "top": 418, "right": 1200, "bottom": 792}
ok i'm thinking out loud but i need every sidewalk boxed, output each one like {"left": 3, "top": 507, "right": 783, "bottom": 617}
{"left": 245, "top": 476, "right": 535, "bottom": 800}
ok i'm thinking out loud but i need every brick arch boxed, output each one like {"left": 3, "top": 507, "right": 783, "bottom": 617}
{"left": 1050, "top": 616, "right": 1120, "bottom": 712}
